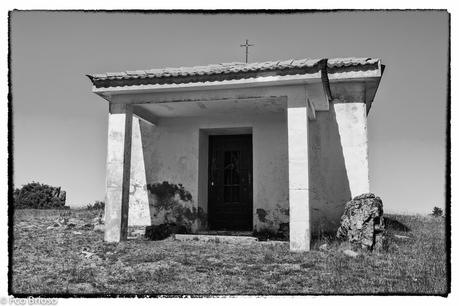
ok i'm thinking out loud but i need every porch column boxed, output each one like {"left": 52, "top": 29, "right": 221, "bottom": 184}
{"left": 330, "top": 82, "right": 370, "bottom": 197}
{"left": 287, "top": 98, "right": 310, "bottom": 252}
{"left": 105, "top": 103, "right": 133, "bottom": 242}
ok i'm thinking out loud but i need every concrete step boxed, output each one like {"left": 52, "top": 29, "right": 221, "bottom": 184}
{"left": 174, "top": 234, "right": 258, "bottom": 244}
{"left": 196, "top": 230, "right": 253, "bottom": 236}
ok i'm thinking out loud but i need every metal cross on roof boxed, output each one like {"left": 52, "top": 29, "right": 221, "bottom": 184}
{"left": 240, "top": 39, "right": 255, "bottom": 63}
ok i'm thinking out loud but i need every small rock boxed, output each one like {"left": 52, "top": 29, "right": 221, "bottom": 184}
{"left": 47, "top": 221, "right": 62, "bottom": 230}
{"left": 130, "top": 229, "right": 145, "bottom": 237}
{"left": 127, "top": 235, "right": 142, "bottom": 240}
{"left": 394, "top": 234, "right": 410, "bottom": 239}
{"left": 81, "top": 250, "right": 95, "bottom": 258}
{"left": 57, "top": 217, "right": 68, "bottom": 224}
{"left": 68, "top": 282, "right": 94, "bottom": 293}
{"left": 319, "top": 243, "right": 328, "bottom": 251}
{"left": 343, "top": 249, "right": 359, "bottom": 258}
{"left": 300, "top": 262, "right": 314, "bottom": 269}
{"left": 72, "top": 231, "right": 82, "bottom": 235}
{"left": 196, "top": 266, "right": 210, "bottom": 273}
{"left": 93, "top": 224, "right": 104, "bottom": 232}
{"left": 82, "top": 223, "right": 94, "bottom": 230}
{"left": 93, "top": 213, "right": 104, "bottom": 225}
{"left": 283, "top": 263, "right": 302, "bottom": 270}
{"left": 67, "top": 218, "right": 80, "bottom": 225}
{"left": 65, "top": 218, "right": 89, "bottom": 229}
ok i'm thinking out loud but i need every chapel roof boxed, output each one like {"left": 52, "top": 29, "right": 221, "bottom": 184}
{"left": 87, "top": 57, "right": 380, "bottom": 89}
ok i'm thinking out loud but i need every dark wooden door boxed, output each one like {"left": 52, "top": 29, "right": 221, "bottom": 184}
{"left": 208, "top": 134, "right": 253, "bottom": 231}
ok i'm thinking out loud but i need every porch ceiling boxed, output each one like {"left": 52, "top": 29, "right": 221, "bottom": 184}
{"left": 133, "top": 97, "right": 286, "bottom": 118}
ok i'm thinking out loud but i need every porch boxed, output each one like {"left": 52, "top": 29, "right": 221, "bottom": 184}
{"left": 87, "top": 57, "right": 384, "bottom": 252}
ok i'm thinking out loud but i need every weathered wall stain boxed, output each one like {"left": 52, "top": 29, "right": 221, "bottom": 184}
{"left": 147, "top": 181, "right": 192, "bottom": 209}
{"left": 146, "top": 181, "right": 206, "bottom": 231}
{"left": 253, "top": 206, "right": 290, "bottom": 240}
{"left": 278, "top": 207, "right": 289, "bottom": 217}
{"left": 254, "top": 205, "right": 289, "bottom": 235}
{"left": 256, "top": 208, "right": 268, "bottom": 223}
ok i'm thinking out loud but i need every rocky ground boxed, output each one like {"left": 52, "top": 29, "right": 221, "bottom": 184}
{"left": 11, "top": 209, "right": 447, "bottom": 295}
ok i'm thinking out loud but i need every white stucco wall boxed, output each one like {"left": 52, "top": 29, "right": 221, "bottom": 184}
{"left": 127, "top": 111, "right": 289, "bottom": 232}
{"left": 252, "top": 113, "right": 289, "bottom": 231}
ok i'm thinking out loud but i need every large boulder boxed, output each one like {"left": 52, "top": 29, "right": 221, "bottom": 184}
{"left": 336, "top": 193, "right": 385, "bottom": 251}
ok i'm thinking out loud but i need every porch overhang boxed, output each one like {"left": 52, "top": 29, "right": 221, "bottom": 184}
{"left": 87, "top": 57, "right": 384, "bottom": 118}
{"left": 89, "top": 70, "right": 330, "bottom": 117}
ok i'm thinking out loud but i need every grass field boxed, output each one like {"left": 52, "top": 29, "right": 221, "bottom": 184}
{"left": 11, "top": 209, "right": 448, "bottom": 295}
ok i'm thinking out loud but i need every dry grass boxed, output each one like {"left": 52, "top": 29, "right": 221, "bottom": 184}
{"left": 11, "top": 209, "right": 448, "bottom": 295}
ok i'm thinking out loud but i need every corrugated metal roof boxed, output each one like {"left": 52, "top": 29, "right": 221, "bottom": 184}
{"left": 87, "top": 57, "right": 380, "bottom": 88}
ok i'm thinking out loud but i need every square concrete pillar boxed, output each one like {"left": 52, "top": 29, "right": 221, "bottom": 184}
{"left": 333, "top": 102, "right": 370, "bottom": 197}
{"left": 104, "top": 103, "right": 133, "bottom": 242}
{"left": 287, "top": 105, "right": 310, "bottom": 252}
{"left": 329, "top": 81, "right": 370, "bottom": 198}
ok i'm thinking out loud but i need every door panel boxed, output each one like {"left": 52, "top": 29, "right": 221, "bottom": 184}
{"left": 208, "top": 134, "right": 253, "bottom": 231}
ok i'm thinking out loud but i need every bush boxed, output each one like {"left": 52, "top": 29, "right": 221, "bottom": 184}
{"left": 145, "top": 223, "right": 189, "bottom": 240}
{"left": 86, "top": 201, "right": 105, "bottom": 210}
{"left": 252, "top": 228, "right": 288, "bottom": 241}
{"left": 431, "top": 206, "right": 444, "bottom": 217}
{"left": 13, "top": 182, "right": 68, "bottom": 209}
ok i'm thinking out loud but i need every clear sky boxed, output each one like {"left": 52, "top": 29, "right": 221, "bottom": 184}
{"left": 10, "top": 10, "right": 448, "bottom": 214}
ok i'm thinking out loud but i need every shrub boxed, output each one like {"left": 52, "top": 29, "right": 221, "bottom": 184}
{"left": 13, "top": 182, "right": 68, "bottom": 209}
{"left": 87, "top": 200, "right": 105, "bottom": 210}
{"left": 145, "top": 223, "right": 189, "bottom": 241}
{"left": 252, "top": 228, "right": 287, "bottom": 241}
{"left": 431, "top": 206, "right": 444, "bottom": 217}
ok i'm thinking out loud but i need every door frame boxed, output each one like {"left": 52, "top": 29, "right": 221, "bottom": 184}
{"left": 207, "top": 134, "right": 253, "bottom": 231}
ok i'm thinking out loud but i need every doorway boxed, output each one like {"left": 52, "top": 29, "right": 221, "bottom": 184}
{"left": 208, "top": 134, "right": 253, "bottom": 231}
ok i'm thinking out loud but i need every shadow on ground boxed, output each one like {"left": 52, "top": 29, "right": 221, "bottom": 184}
{"left": 384, "top": 217, "right": 411, "bottom": 232}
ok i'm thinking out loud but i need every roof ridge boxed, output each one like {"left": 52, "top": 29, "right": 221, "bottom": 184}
{"left": 87, "top": 57, "right": 380, "bottom": 85}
